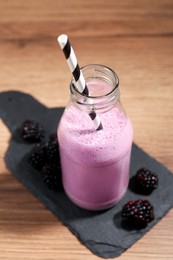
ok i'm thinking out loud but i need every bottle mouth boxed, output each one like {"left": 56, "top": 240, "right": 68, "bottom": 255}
{"left": 70, "top": 64, "right": 119, "bottom": 99}
{"left": 70, "top": 64, "right": 120, "bottom": 113}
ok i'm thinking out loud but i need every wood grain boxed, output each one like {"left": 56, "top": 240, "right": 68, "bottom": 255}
{"left": 0, "top": 0, "right": 173, "bottom": 259}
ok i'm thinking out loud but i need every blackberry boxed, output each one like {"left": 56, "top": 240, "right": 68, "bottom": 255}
{"left": 121, "top": 199, "right": 154, "bottom": 228}
{"left": 42, "top": 164, "right": 62, "bottom": 190}
{"left": 135, "top": 167, "right": 158, "bottom": 194}
{"left": 20, "top": 120, "right": 45, "bottom": 142}
{"left": 45, "top": 135, "right": 60, "bottom": 164}
{"left": 28, "top": 143, "right": 46, "bottom": 171}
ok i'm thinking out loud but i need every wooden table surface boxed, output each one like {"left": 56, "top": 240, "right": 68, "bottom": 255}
{"left": 0, "top": 0, "right": 173, "bottom": 259}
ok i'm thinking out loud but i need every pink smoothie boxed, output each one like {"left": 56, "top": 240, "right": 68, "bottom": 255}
{"left": 58, "top": 100, "right": 133, "bottom": 210}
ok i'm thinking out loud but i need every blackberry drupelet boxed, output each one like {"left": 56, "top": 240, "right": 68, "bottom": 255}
{"left": 49, "top": 133, "right": 58, "bottom": 142}
{"left": 20, "top": 120, "right": 45, "bottom": 142}
{"left": 135, "top": 167, "right": 158, "bottom": 194}
{"left": 121, "top": 199, "right": 154, "bottom": 228}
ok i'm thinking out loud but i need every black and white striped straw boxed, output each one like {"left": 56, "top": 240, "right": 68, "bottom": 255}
{"left": 57, "top": 34, "right": 103, "bottom": 131}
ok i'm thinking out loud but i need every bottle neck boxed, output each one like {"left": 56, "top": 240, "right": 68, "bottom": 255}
{"left": 70, "top": 64, "right": 120, "bottom": 113}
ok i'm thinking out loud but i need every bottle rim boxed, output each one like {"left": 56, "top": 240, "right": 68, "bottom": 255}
{"left": 70, "top": 64, "right": 119, "bottom": 99}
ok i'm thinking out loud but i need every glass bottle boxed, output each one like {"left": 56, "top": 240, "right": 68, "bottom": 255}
{"left": 57, "top": 64, "right": 133, "bottom": 210}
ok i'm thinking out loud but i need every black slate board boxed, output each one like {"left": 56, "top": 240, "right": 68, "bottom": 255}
{"left": 1, "top": 90, "right": 173, "bottom": 259}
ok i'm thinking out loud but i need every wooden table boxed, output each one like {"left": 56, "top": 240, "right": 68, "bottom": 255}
{"left": 0, "top": 0, "right": 173, "bottom": 259}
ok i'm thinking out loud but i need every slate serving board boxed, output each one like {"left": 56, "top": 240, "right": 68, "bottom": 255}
{"left": 0, "top": 90, "right": 173, "bottom": 259}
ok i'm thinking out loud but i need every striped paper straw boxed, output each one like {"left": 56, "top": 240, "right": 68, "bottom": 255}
{"left": 57, "top": 34, "right": 103, "bottom": 131}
